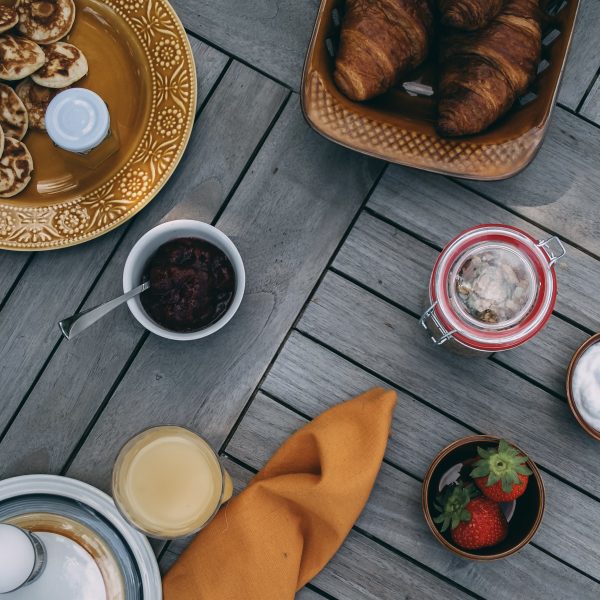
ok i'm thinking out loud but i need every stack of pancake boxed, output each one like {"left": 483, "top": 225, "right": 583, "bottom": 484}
{"left": 0, "top": 0, "right": 89, "bottom": 198}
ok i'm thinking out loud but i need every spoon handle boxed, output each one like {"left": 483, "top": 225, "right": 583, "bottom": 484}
{"left": 59, "top": 281, "right": 150, "bottom": 340}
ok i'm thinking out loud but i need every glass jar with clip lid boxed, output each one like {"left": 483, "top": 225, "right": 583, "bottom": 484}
{"left": 420, "top": 224, "right": 565, "bottom": 356}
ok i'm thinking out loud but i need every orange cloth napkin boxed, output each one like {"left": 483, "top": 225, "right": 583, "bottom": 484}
{"left": 163, "top": 387, "right": 397, "bottom": 600}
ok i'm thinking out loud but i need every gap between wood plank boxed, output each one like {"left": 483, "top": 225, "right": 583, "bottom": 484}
{"left": 0, "top": 253, "right": 34, "bottom": 313}
{"left": 575, "top": 64, "right": 600, "bottom": 113}
{"left": 185, "top": 28, "right": 295, "bottom": 93}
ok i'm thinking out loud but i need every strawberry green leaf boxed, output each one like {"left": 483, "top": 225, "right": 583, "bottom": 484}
{"left": 477, "top": 446, "right": 492, "bottom": 459}
{"left": 487, "top": 471, "right": 500, "bottom": 486}
{"left": 470, "top": 464, "right": 489, "bottom": 478}
{"left": 515, "top": 464, "right": 533, "bottom": 476}
{"left": 498, "top": 439, "right": 510, "bottom": 454}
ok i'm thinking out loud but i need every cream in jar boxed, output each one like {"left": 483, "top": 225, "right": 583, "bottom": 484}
{"left": 571, "top": 342, "right": 600, "bottom": 433}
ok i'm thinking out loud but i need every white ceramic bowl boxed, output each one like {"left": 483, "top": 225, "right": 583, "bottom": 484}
{"left": 123, "top": 220, "right": 245, "bottom": 341}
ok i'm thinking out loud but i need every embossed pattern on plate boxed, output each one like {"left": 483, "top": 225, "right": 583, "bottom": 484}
{"left": 0, "top": 0, "right": 196, "bottom": 250}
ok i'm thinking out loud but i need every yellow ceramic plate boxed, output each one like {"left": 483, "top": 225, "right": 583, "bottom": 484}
{"left": 0, "top": 0, "right": 196, "bottom": 250}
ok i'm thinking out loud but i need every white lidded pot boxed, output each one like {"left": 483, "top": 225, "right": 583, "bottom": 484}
{"left": 0, "top": 524, "right": 45, "bottom": 593}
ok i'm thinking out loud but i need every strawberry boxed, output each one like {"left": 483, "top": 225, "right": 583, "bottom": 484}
{"left": 470, "top": 439, "right": 533, "bottom": 502}
{"left": 434, "top": 483, "right": 508, "bottom": 550}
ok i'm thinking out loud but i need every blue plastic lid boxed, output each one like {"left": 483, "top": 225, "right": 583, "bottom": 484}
{"left": 46, "top": 88, "right": 110, "bottom": 154}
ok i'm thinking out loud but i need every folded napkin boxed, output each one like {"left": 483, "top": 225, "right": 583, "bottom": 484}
{"left": 163, "top": 387, "right": 397, "bottom": 600}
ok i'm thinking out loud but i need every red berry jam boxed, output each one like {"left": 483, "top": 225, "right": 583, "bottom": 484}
{"left": 141, "top": 237, "right": 236, "bottom": 332}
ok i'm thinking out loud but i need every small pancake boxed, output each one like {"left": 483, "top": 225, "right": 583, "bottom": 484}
{"left": 31, "top": 41, "right": 87, "bottom": 88}
{"left": 0, "top": 163, "right": 15, "bottom": 193}
{"left": 0, "top": 124, "right": 5, "bottom": 171}
{"left": 17, "top": 0, "right": 75, "bottom": 44}
{"left": 0, "top": 136, "right": 33, "bottom": 198}
{"left": 16, "top": 77, "right": 64, "bottom": 130}
{"left": 0, "top": 83, "right": 28, "bottom": 139}
{"left": 0, "top": 34, "right": 45, "bottom": 80}
{"left": 0, "top": 6, "right": 19, "bottom": 33}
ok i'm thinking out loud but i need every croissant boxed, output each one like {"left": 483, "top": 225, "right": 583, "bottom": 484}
{"left": 333, "top": 0, "right": 433, "bottom": 101}
{"left": 438, "top": 0, "right": 542, "bottom": 136}
{"left": 437, "top": 0, "right": 504, "bottom": 30}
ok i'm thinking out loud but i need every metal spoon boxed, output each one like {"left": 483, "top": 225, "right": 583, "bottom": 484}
{"left": 58, "top": 281, "right": 150, "bottom": 340}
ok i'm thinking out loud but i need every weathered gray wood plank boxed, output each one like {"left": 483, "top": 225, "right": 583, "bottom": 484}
{"left": 580, "top": 75, "right": 600, "bottom": 124}
{"left": 461, "top": 108, "right": 600, "bottom": 257}
{"left": 0, "top": 63, "right": 286, "bottom": 478}
{"left": 171, "top": 0, "right": 318, "bottom": 90}
{"left": 369, "top": 165, "right": 600, "bottom": 332}
{"left": 298, "top": 272, "right": 600, "bottom": 498}
{"left": 334, "top": 210, "right": 588, "bottom": 395}
{"left": 557, "top": 0, "right": 600, "bottom": 109}
{"left": 227, "top": 392, "right": 600, "bottom": 599}
{"left": 187, "top": 36, "right": 229, "bottom": 106}
{"left": 262, "top": 332, "right": 600, "bottom": 580}
{"left": 62, "top": 96, "right": 383, "bottom": 493}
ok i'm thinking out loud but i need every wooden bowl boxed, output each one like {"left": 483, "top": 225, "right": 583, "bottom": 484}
{"left": 301, "top": 0, "right": 580, "bottom": 180}
{"left": 566, "top": 333, "right": 600, "bottom": 442}
{"left": 422, "top": 435, "right": 545, "bottom": 560}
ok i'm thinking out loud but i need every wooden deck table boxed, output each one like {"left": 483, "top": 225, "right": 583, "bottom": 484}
{"left": 1, "top": 1, "right": 600, "bottom": 598}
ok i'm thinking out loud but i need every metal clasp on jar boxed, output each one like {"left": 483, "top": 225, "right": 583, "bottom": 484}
{"left": 420, "top": 302, "right": 458, "bottom": 346}
{"left": 537, "top": 236, "right": 566, "bottom": 268}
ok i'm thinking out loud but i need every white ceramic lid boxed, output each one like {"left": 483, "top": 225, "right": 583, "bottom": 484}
{"left": 0, "top": 525, "right": 36, "bottom": 593}
{"left": 46, "top": 89, "right": 110, "bottom": 154}
{"left": 5, "top": 533, "right": 106, "bottom": 600}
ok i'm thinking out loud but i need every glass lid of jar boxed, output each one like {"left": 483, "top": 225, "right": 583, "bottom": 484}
{"left": 447, "top": 242, "right": 539, "bottom": 332}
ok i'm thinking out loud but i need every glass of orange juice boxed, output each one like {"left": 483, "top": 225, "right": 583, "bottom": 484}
{"left": 112, "top": 426, "right": 233, "bottom": 539}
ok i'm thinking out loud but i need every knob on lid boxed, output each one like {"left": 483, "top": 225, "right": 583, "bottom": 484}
{"left": 46, "top": 88, "right": 110, "bottom": 154}
{"left": 0, "top": 524, "right": 36, "bottom": 593}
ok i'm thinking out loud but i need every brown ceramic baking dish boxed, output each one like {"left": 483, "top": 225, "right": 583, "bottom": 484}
{"left": 422, "top": 435, "right": 545, "bottom": 560}
{"left": 301, "top": 0, "right": 580, "bottom": 180}
{"left": 566, "top": 333, "right": 600, "bottom": 442}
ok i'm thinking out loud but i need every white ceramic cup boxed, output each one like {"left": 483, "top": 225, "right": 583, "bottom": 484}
{"left": 123, "top": 220, "right": 245, "bottom": 341}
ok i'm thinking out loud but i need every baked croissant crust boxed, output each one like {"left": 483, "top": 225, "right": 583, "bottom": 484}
{"left": 438, "top": 0, "right": 542, "bottom": 136}
{"left": 437, "top": 0, "right": 504, "bottom": 30}
{"left": 334, "top": 0, "right": 433, "bottom": 101}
